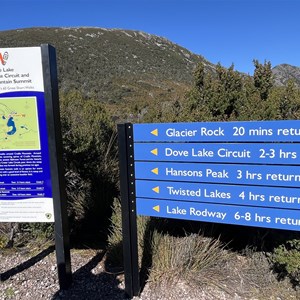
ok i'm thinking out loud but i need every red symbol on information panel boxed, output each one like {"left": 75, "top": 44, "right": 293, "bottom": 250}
{"left": 0, "top": 51, "right": 9, "bottom": 65}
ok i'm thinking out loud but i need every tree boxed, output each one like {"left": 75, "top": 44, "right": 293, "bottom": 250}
{"left": 187, "top": 62, "right": 244, "bottom": 121}
{"left": 277, "top": 80, "right": 300, "bottom": 119}
{"left": 194, "top": 62, "right": 205, "bottom": 92}
{"left": 253, "top": 59, "right": 274, "bottom": 101}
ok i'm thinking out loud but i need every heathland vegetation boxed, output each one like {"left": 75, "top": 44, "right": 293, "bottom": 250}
{"left": 1, "top": 27, "right": 300, "bottom": 298}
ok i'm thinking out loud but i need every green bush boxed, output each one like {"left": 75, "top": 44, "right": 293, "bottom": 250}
{"left": 60, "top": 90, "right": 119, "bottom": 238}
{"left": 272, "top": 239, "right": 300, "bottom": 285}
{"left": 0, "top": 234, "right": 8, "bottom": 248}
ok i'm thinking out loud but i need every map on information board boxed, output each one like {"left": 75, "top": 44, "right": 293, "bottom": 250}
{"left": 0, "top": 97, "right": 40, "bottom": 150}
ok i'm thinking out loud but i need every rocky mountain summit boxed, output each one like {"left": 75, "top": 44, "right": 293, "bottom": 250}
{"left": 272, "top": 63, "right": 300, "bottom": 87}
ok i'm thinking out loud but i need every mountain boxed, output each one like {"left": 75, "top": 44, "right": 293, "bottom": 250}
{"left": 272, "top": 64, "right": 300, "bottom": 87}
{"left": 1, "top": 27, "right": 300, "bottom": 111}
{"left": 0, "top": 27, "right": 216, "bottom": 111}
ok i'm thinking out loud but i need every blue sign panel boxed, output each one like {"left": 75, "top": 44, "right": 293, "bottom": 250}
{"left": 133, "top": 121, "right": 300, "bottom": 142}
{"left": 131, "top": 120, "right": 300, "bottom": 231}
{"left": 135, "top": 162, "right": 300, "bottom": 187}
{"left": 135, "top": 180, "right": 300, "bottom": 210}
{"left": 136, "top": 198, "right": 300, "bottom": 231}
{"left": 134, "top": 143, "right": 300, "bottom": 165}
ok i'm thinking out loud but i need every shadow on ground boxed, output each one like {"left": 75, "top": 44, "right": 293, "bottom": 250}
{"left": 52, "top": 252, "right": 129, "bottom": 300}
{"left": 0, "top": 245, "right": 55, "bottom": 281}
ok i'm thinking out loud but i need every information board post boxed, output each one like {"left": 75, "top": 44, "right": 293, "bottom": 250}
{"left": 41, "top": 44, "right": 72, "bottom": 289}
{"left": 117, "top": 123, "right": 140, "bottom": 298}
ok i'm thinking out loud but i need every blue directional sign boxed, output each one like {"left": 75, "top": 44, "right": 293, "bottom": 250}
{"left": 135, "top": 180, "right": 300, "bottom": 210}
{"left": 134, "top": 162, "right": 300, "bottom": 187}
{"left": 136, "top": 198, "right": 300, "bottom": 231}
{"left": 127, "top": 120, "right": 300, "bottom": 232}
{"left": 133, "top": 121, "right": 300, "bottom": 142}
{"left": 134, "top": 143, "right": 300, "bottom": 165}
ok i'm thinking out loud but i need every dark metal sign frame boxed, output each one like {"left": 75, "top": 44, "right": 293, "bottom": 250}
{"left": 118, "top": 123, "right": 139, "bottom": 298}
{"left": 41, "top": 44, "right": 72, "bottom": 290}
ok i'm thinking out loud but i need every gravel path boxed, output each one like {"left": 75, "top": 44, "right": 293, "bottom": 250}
{"left": 0, "top": 247, "right": 129, "bottom": 300}
{"left": 0, "top": 247, "right": 234, "bottom": 300}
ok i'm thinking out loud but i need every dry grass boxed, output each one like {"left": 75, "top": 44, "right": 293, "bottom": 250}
{"left": 107, "top": 198, "right": 150, "bottom": 268}
{"left": 144, "top": 248, "right": 299, "bottom": 299}
{"left": 146, "top": 231, "right": 236, "bottom": 298}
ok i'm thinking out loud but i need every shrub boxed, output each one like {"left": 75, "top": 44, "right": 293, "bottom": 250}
{"left": 106, "top": 198, "right": 123, "bottom": 267}
{"left": 272, "top": 239, "right": 300, "bottom": 285}
{"left": 59, "top": 90, "right": 119, "bottom": 238}
{"left": 0, "top": 234, "right": 8, "bottom": 248}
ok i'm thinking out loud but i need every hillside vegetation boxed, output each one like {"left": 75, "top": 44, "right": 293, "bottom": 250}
{"left": 0, "top": 27, "right": 214, "bottom": 121}
{"left": 1, "top": 27, "right": 299, "bottom": 120}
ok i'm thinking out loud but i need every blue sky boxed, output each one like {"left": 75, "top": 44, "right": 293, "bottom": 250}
{"left": 2, "top": 0, "right": 299, "bottom": 74}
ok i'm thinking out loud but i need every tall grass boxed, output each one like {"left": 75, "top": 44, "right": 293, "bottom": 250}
{"left": 148, "top": 231, "right": 232, "bottom": 288}
{"left": 107, "top": 199, "right": 232, "bottom": 294}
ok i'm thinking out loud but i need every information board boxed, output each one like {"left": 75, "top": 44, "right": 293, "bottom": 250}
{"left": 0, "top": 45, "right": 72, "bottom": 290}
{"left": 0, "top": 47, "right": 54, "bottom": 222}
{"left": 132, "top": 121, "right": 300, "bottom": 231}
